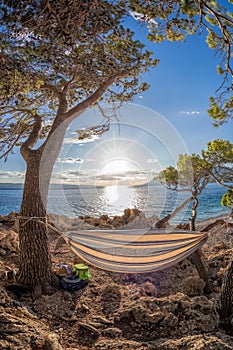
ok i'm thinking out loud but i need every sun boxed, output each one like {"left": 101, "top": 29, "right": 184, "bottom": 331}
{"left": 102, "top": 159, "right": 132, "bottom": 174}
{"left": 82, "top": 138, "right": 153, "bottom": 186}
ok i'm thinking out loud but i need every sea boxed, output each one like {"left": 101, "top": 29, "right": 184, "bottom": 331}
{"left": 0, "top": 181, "right": 230, "bottom": 224}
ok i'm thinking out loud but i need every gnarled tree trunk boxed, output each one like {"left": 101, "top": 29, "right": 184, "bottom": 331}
{"left": 17, "top": 118, "right": 69, "bottom": 294}
{"left": 17, "top": 151, "right": 58, "bottom": 294}
{"left": 189, "top": 197, "right": 198, "bottom": 231}
{"left": 188, "top": 197, "right": 211, "bottom": 292}
{"left": 189, "top": 249, "right": 211, "bottom": 292}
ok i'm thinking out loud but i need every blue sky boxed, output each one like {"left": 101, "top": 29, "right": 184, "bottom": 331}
{"left": 0, "top": 15, "right": 232, "bottom": 184}
{"left": 132, "top": 21, "right": 233, "bottom": 154}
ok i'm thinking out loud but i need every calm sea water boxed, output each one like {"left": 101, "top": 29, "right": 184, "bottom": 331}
{"left": 0, "top": 181, "right": 230, "bottom": 224}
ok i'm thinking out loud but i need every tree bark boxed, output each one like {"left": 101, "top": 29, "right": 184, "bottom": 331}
{"left": 17, "top": 151, "right": 58, "bottom": 294}
{"left": 189, "top": 197, "right": 198, "bottom": 231}
{"left": 17, "top": 120, "right": 69, "bottom": 293}
{"left": 188, "top": 197, "right": 211, "bottom": 293}
{"left": 220, "top": 259, "right": 233, "bottom": 329}
{"left": 189, "top": 249, "right": 211, "bottom": 292}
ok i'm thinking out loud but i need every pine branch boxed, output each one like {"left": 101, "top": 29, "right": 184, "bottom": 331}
{"left": 20, "top": 114, "right": 42, "bottom": 158}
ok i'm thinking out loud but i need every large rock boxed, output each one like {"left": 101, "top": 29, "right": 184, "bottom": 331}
{"left": 148, "top": 334, "right": 233, "bottom": 349}
{"left": 50, "top": 208, "right": 155, "bottom": 231}
{"left": 114, "top": 293, "right": 219, "bottom": 341}
{"left": 101, "top": 285, "right": 121, "bottom": 315}
{"left": 0, "top": 212, "right": 17, "bottom": 227}
{"left": 183, "top": 276, "right": 206, "bottom": 296}
{"left": 0, "top": 229, "right": 19, "bottom": 252}
{"left": 92, "top": 333, "right": 233, "bottom": 350}
{"left": 0, "top": 288, "right": 64, "bottom": 350}
{"left": 95, "top": 339, "right": 148, "bottom": 349}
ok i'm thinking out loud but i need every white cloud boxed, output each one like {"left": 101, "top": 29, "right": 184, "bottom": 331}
{"left": 52, "top": 173, "right": 70, "bottom": 181}
{"left": 57, "top": 157, "right": 84, "bottom": 164}
{"left": 51, "top": 169, "right": 157, "bottom": 186}
{"left": 130, "top": 11, "right": 157, "bottom": 25}
{"left": 147, "top": 158, "right": 159, "bottom": 163}
{"left": 180, "top": 111, "right": 200, "bottom": 116}
{"left": 0, "top": 171, "right": 25, "bottom": 178}
{"left": 63, "top": 134, "right": 100, "bottom": 144}
{"left": 0, "top": 172, "right": 11, "bottom": 177}
{"left": 42, "top": 119, "right": 53, "bottom": 127}
{"left": 92, "top": 169, "right": 155, "bottom": 186}
{"left": 0, "top": 171, "right": 25, "bottom": 183}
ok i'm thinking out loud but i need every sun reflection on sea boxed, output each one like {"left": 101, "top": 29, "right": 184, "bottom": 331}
{"left": 104, "top": 185, "right": 119, "bottom": 203}
{"left": 101, "top": 185, "right": 137, "bottom": 212}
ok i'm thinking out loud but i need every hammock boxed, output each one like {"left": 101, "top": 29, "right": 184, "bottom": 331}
{"left": 68, "top": 228, "right": 208, "bottom": 273}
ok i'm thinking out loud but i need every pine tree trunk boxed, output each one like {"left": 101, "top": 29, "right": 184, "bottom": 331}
{"left": 17, "top": 152, "right": 58, "bottom": 294}
{"left": 17, "top": 119, "right": 70, "bottom": 294}
{"left": 220, "top": 259, "right": 233, "bottom": 329}
{"left": 189, "top": 197, "right": 198, "bottom": 231}
{"left": 188, "top": 197, "right": 212, "bottom": 293}
{"left": 189, "top": 249, "right": 211, "bottom": 292}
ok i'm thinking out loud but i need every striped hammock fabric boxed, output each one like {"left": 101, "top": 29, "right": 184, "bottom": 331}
{"left": 68, "top": 228, "right": 208, "bottom": 273}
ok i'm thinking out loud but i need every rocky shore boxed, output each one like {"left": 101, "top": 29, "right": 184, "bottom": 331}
{"left": 1, "top": 210, "right": 233, "bottom": 349}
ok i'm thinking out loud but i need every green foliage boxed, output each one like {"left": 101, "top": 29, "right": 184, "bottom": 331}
{"left": 221, "top": 190, "right": 233, "bottom": 208}
{"left": 128, "top": 0, "right": 233, "bottom": 125}
{"left": 202, "top": 139, "right": 233, "bottom": 165}
{"left": 1, "top": 1, "right": 233, "bottom": 159}
{"left": 178, "top": 154, "right": 211, "bottom": 190}
{"left": 202, "top": 139, "right": 233, "bottom": 189}
{"left": 159, "top": 153, "right": 211, "bottom": 194}
{"left": 206, "top": 34, "right": 218, "bottom": 49}
{"left": 208, "top": 96, "right": 233, "bottom": 127}
{"left": 206, "top": 16, "right": 217, "bottom": 26}
{"left": 0, "top": 0, "right": 157, "bottom": 159}
{"left": 159, "top": 152, "right": 212, "bottom": 228}
{"left": 158, "top": 166, "right": 178, "bottom": 189}
{"left": 217, "top": 66, "right": 224, "bottom": 75}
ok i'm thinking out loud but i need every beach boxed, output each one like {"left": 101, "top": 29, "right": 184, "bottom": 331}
{"left": 1, "top": 210, "right": 233, "bottom": 349}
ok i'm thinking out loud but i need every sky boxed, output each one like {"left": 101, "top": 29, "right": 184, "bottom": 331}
{"left": 0, "top": 11, "right": 232, "bottom": 185}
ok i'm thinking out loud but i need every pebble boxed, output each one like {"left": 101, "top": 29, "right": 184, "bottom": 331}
{"left": 92, "top": 315, "right": 114, "bottom": 325}
{"left": 63, "top": 291, "right": 72, "bottom": 301}
{"left": 102, "top": 327, "right": 122, "bottom": 337}
{"left": 140, "top": 282, "right": 158, "bottom": 297}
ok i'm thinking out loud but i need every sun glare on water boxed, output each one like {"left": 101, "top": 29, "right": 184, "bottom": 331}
{"left": 103, "top": 185, "right": 134, "bottom": 207}
{"left": 98, "top": 158, "right": 143, "bottom": 206}
{"left": 104, "top": 185, "right": 120, "bottom": 203}
{"left": 98, "top": 158, "right": 137, "bottom": 205}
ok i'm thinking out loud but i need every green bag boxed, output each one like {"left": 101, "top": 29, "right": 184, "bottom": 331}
{"left": 73, "top": 263, "right": 90, "bottom": 281}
